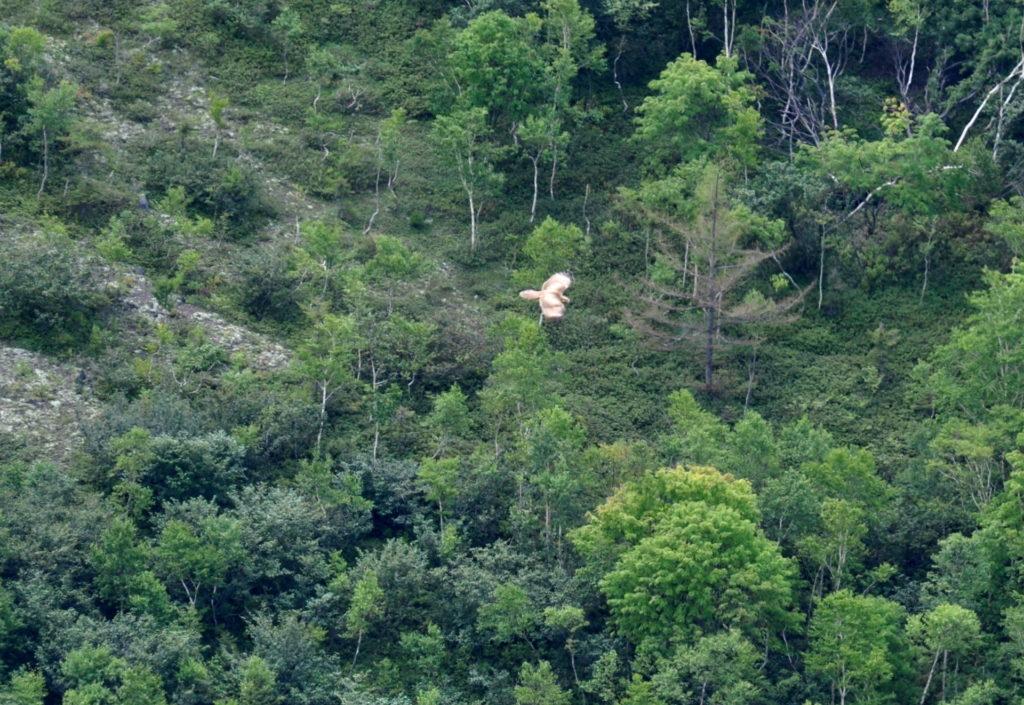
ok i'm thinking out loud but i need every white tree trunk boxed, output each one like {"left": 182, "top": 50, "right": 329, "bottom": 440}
{"left": 37, "top": 127, "right": 48, "bottom": 198}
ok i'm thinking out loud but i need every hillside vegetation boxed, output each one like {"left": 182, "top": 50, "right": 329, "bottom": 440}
{"left": 1, "top": 1, "right": 1024, "bottom": 704}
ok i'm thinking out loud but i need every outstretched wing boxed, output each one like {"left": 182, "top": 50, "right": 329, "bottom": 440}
{"left": 519, "top": 289, "right": 543, "bottom": 301}
{"left": 541, "top": 272, "right": 572, "bottom": 295}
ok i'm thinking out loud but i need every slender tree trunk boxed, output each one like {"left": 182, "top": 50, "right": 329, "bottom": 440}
{"left": 612, "top": 37, "right": 628, "bottom": 112}
{"left": 37, "top": 127, "right": 48, "bottom": 198}
{"left": 114, "top": 32, "right": 122, "bottom": 85}
{"left": 549, "top": 149, "right": 558, "bottom": 199}
{"left": 352, "top": 630, "right": 363, "bottom": 667}
{"left": 941, "top": 650, "right": 948, "bottom": 702}
{"left": 583, "top": 183, "right": 591, "bottom": 237}
{"left": 705, "top": 306, "right": 716, "bottom": 387}
{"left": 530, "top": 155, "right": 539, "bottom": 223}
{"left": 468, "top": 189, "right": 477, "bottom": 251}
{"left": 920, "top": 249, "right": 930, "bottom": 301}
{"left": 681, "top": 239, "right": 690, "bottom": 291}
{"left": 388, "top": 160, "right": 399, "bottom": 198}
{"left": 686, "top": 0, "right": 698, "bottom": 58}
{"left": 745, "top": 349, "right": 758, "bottom": 409}
{"left": 919, "top": 649, "right": 941, "bottom": 705}
{"left": 371, "top": 361, "right": 380, "bottom": 463}
{"left": 818, "top": 226, "right": 825, "bottom": 309}
{"left": 181, "top": 579, "right": 198, "bottom": 608}
{"left": 722, "top": 0, "right": 732, "bottom": 57}
{"left": 905, "top": 26, "right": 918, "bottom": 101}
{"left": 704, "top": 172, "right": 720, "bottom": 388}
{"left": 316, "top": 381, "right": 327, "bottom": 458}
{"left": 364, "top": 163, "right": 381, "bottom": 235}
{"left": 822, "top": 51, "right": 839, "bottom": 128}
{"left": 955, "top": 55, "right": 1024, "bottom": 152}
{"left": 544, "top": 501, "right": 552, "bottom": 547}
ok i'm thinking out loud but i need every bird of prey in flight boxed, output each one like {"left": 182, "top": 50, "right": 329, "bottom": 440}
{"left": 519, "top": 272, "right": 573, "bottom": 322}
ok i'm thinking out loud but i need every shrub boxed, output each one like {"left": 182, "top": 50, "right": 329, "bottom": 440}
{"left": 0, "top": 232, "right": 111, "bottom": 350}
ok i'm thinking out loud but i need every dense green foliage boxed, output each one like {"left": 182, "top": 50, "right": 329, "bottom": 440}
{"left": 3, "top": 0, "right": 1024, "bottom": 704}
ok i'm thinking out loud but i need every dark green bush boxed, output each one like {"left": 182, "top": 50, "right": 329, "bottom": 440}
{"left": 232, "top": 243, "right": 304, "bottom": 326}
{"left": 138, "top": 133, "right": 276, "bottom": 240}
{"left": 0, "top": 232, "right": 111, "bottom": 350}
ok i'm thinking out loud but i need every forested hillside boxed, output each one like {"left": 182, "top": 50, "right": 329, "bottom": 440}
{"left": 2, "top": 0, "right": 1024, "bottom": 703}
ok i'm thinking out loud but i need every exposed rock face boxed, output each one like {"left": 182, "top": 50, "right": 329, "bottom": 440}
{"left": 108, "top": 269, "right": 171, "bottom": 324}
{"left": 173, "top": 306, "right": 291, "bottom": 371}
{"left": 103, "top": 268, "right": 291, "bottom": 371}
{"left": 0, "top": 346, "right": 99, "bottom": 463}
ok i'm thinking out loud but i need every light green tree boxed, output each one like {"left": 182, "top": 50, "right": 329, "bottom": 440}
{"left": 3, "top": 26, "right": 45, "bottom": 75}
{"left": 346, "top": 570, "right": 384, "bottom": 667}
{"left": 154, "top": 513, "right": 244, "bottom": 609}
{"left": 291, "top": 220, "right": 350, "bottom": 303}
{"left": 920, "top": 533, "right": 993, "bottom": 616}
{"left": 344, "top": 238, "right": 433, "bottom": 460}
{"left": 449, "top": 11, "right": 546, "bottom": 127}
{"left": 61, "top": 646, "right": 167, "bottom": 705}
{"left": 543, "top": 605, "right": 587, "bottom": 689}
{"left": 380, "top": 107, "right": 406, "bottom": 197}
{"left": 477, "top": 583, "right": 539, "bottom": 654}
{"left": 432, "top": 107, "right": 504, "bottom": 251}
{"left": 418, "top": 457, "right": 459, "bottom": 532}
{"left": 364, "top": 109, "right": 408, "bottom": 230}
{"left": 919, "top": 263, "right": 1024, "bottom": 420}
{"left": 292, "top": 457, "right": 369, "bottom": 520}
{"left": 90, "top": 516, "right": 149, "bottom": 608}
{"left": 802, "top": 109, "right": 966, "bottom": 304}
{"left": 424, "top": 384, "right": 473, "bottom": 458}
{"left": 400, "top": 623, "right": 446, "bottom": 688}
{"left": 985, "top": 196, "right": 1024, "bottom": 257}
{"left": 800, "top": 498, "right": 868, "bottom": 596}
{"left": 537, "top": 0, "right": 603, "bottom": 198}
{"left": 599, "top": 496, "right": 796, "bottom": 648}
{"left": 633, "top": 53, "right": 762, "bottom": 173}
{"left": 238, "top": 656, "right": 280, "bottom": 705}
{"left": 25, "top": 77, "right": 77, "bottom": 198}
{"left": 650, "top": 630, "right": 765, "bottom": 705}
{"left": 661, "top": 388, "right": 730, "bottom": 467}
{"left": 0, "top": 669, "right": 45, "bottom": 705}
{"left": 479, "top": 315, "right": 563, "bottom": 447}
{"left": 521, "top": 406, "right": 587, "bottom": 548}
{"left": 573, "top": 465, "right": 796, "bottom": 650}
{"left": 516, "top": 217, "right": 590, "bottom": 286}
{"left": 514, "top": 661, "right": 570, "bottom": 705}
{"left": 294, "top": 312, "right": 361, "bottom": 458}
{"left": 519, "top": 112, "right": 566, "bottom": 223}
{"left": 907, "top": 604, "right": 981, "bottom": 705}
{"left": 270, "top": 7, "right": 303, "bottom": 83}
{"left": 209, "top": 92, "right": 229, "bottom": 159}
{"left": 806, "top": 590, "right": 909, "bottom": 705}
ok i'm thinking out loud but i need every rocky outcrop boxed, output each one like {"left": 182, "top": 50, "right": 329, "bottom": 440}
{"left": 173, "top": 306, "right": 291, "bottom": 371}
{"left": 102, "top": 268, "right": 291, "bottom": 371}
{"left": 0, "top": 346, "right": 98, "bottom": 463}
